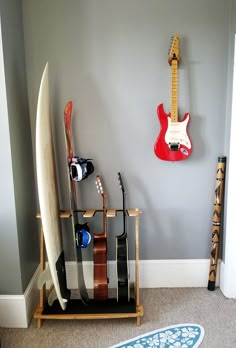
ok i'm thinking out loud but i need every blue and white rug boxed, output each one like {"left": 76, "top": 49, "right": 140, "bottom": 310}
{"left": 109, "top": 324, "right": 205, "bottom": 348}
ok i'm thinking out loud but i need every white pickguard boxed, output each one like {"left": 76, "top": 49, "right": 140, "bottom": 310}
{"left": 165, "top": 115, "right": 191, "bottom": 149}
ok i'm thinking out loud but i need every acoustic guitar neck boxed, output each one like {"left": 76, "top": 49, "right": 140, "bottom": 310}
{"left": 94, "top": 175, "right": 108, "bottom": 301}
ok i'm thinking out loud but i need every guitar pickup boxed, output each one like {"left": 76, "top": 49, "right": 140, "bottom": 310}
{"left": 169, "top": 143, "right": 180, "bottom": 151}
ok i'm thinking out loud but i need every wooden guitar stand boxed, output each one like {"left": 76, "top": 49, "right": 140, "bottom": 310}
{"left": 34, "top": 208, "right": 143, "bottom": 328}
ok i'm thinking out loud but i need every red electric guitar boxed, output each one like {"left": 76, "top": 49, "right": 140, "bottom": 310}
{"left": 154, "top": 34, "right": 192, "bottom": 161}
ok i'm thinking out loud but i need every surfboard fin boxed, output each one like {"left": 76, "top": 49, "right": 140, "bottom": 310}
{"left": 48, "top": 288, "right": 68, "bottom": 307}
{"left": 37, "top": 268, "right": 52, "bottom": 289}
{"left": 48, "top": 288, "right": 58, "bottom": 306}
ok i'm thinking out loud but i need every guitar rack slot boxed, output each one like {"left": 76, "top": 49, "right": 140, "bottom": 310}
{"left": 82, "top": 209, "right": 96, "bottom": 218}
{"left": 34, "top": 208, "right": 143, "bottom": 328}
{"left": 106, "top": 209, "right": 117, "bottom": 217}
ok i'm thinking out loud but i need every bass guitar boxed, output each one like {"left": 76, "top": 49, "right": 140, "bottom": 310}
{"left": 116, "top": 172, "right": 130, "bottom": 302}
{"left": 154, "top": 34, "right": 192, "bottom": 161}
{"left": 93, "top": 175, "right": 108, "bottom": 301}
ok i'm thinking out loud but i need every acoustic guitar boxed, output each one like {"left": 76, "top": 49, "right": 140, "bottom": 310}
{"left": 116, "top": 172, "right": 130, "bottom": 302}
{"left": 154, "top": 34, "right": 192, "bottom": 161}
{"left": 93, "top": 175, "right": 108, "bottom": 301}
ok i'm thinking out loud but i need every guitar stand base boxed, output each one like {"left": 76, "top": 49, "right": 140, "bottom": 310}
{"left": 34, "top": 298, "right": 143, "bottom": 327}
{"left": 35, "top": 208, "right": 143, "bottom": 328}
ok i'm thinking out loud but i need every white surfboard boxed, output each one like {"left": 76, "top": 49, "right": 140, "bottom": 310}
{"left": 36, "top": 63, "right": 70, "bottom": 310}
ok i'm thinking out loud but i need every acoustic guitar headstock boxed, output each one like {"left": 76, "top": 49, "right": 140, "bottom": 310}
{"left": 95, "top": 175, "right": 106, "bottom": 199}
{"left": 95, "top": 175, "right": 107, "bottom": 225}
{"left": 168, "top": 34, "right": 181, "bottom": 65}
{"left": 118, "top": 172, "right": 125, "bottom": 194}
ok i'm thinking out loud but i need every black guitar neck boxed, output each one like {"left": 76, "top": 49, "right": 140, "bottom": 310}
{"left": 116, "top": 172, "right": 130, "bottom": 302}
{"left": 120, "top": 179, "right": 126, "bottom": 238}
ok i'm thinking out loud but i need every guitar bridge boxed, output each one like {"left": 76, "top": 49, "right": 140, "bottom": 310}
{"left": 169, "top": 143, "right": 180, "bottom": 151}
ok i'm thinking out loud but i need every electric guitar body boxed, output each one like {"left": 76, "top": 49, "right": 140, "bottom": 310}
{"left": 154, "top": 34, "right": 192, "bottom": 161}
{"left": 155, "top": 103, "right": 192, "bottom": 161}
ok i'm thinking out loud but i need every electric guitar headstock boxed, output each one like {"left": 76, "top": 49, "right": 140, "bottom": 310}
{"left": 168, "top": 33, "right": 181, "bottom": 65}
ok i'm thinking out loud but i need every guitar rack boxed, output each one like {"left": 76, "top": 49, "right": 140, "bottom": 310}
{"left": 34, "top": 208, "right": 143, "bottom": 328}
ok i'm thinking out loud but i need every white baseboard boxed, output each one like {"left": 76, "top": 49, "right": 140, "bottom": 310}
{"left": 0, "top": 266, "right": 40, "bottom": 328}
{"left": 0, "top": 259, "right": 220, "bottom": 328}
{"left": 66, "top": 259, "right": 220, "bottom": 289}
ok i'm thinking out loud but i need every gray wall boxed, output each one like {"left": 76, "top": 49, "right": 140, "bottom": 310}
{"left": 0, "top": 0, "right": 234, "bottom": 297}
{"left": 22, "top": 0, "right": 231, "bottom": 263}
{"left": 0, "top": 0, "right": 38, "bottom": 294}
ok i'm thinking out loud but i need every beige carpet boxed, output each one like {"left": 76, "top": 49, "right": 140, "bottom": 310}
{"left": 0, "top": 288, "right": 236, "bottom": 347}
